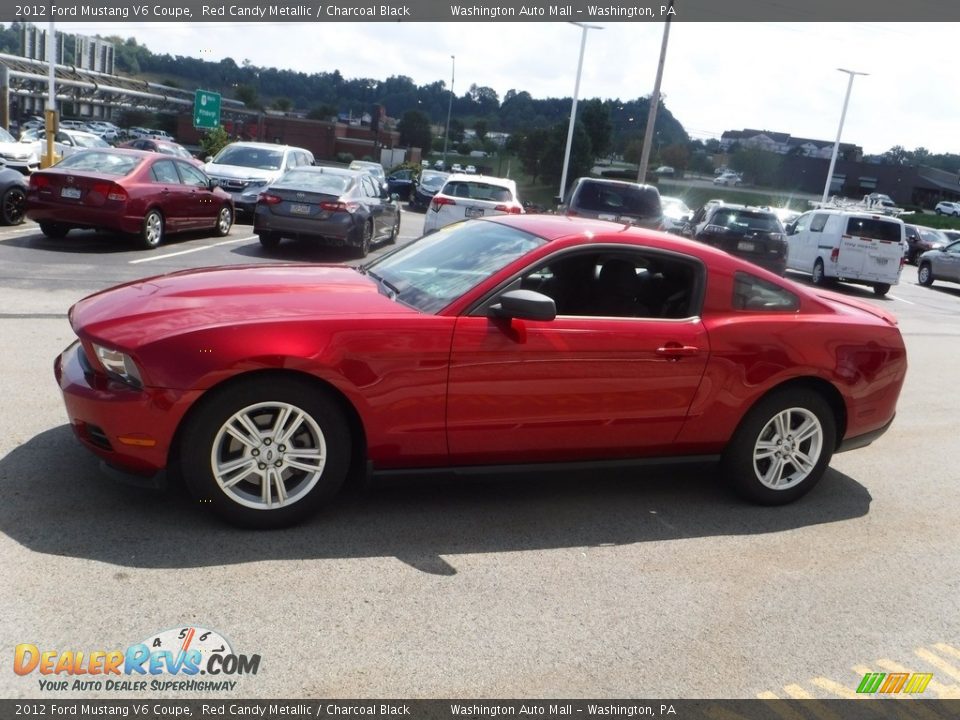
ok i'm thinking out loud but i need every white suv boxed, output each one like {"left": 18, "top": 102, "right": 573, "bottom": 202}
{"left": 935, "top": 201, "right": 960, "bottom": 217}
{"left": 205, "top": 142, "right": 315, "bottom": 216}
{"left": 423, "top": 174, "right": 523, "bottom": 233}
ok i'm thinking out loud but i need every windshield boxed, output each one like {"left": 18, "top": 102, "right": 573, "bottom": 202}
{"left": 275, "top": 169, "right": 351, "bottom": 194}
{"left": 918, "top": 228, "right": 945, "bottom": 243}
{"left": 712, "top": 210, "right": 781, "bottom": 232}
{"left": 74, "top": 134, "right": 109, "bottom": 149}
{"left": 419, "top": 172, "right": 448, "bottom": 190}
{"left": 364, "top": 221, "right": 546, "bottom": 313}
{"left": 213, "top": 145, "right": 284, "bottom": 170}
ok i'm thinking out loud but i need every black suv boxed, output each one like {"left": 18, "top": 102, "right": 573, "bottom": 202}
{"left": 559, "top": 177, "right": 663, "bottom": 229}
{"left": 685, "top": 203, "right": 787, "bottom": 275}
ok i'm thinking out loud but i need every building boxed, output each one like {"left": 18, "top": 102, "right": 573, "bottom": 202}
{"left": 721, "top": 129, "right": 862, "bottom": 161}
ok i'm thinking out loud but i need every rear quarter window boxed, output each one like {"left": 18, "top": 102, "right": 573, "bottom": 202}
{"left": 733, "top": 272, "right": 799, "bottom": 312}
{"left": 846, "top": 218, "right": 902, "bottom": 242}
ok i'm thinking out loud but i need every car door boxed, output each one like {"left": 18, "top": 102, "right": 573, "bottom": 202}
{"left": 934, "top": 241, "right": 960, "bottom": 282}
{"left": 175, "top": 160, "right": 218, "bottom": 229}
{"left": 148, "top": 158, "right": 190, "bottom": 232}
{"left": 446, "top": 248, "right": 710, "bottom": 464}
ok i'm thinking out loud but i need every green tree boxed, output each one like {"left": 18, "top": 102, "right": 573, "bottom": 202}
{"left": 579, "top": 99, "right": 611, "bottom": 158}
{"left": 473, "top": 119, "right": 488, "bottom": 142}
{"left": 307, "top": 104, "right": 338, "bottom": 121}
{"left": 234, "top": 84, "right": 260, "bottom": 109}
{"left": 730, "top": 148, "right": 781, "bottom": 186}
{"left": 397, "top": 109, "right": 432, "bottom": 151}
{"left": 660, "top": 143, "right": 690, "bottom": 173}
{"left": 272, "top": 97, "right": 293, "bottom": 112}
{"left": 448, "top": 118, "right": 465, "bottom": 144}
{"left": 199, "top": 126, "right": 230, "bottom": 159}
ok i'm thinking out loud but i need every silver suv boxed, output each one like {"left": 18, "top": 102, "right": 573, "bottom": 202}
{"left": 205, "top": 142, "right": 315, "bottom": 217}
{"left": 559, "top": 177, "right": 663, "bottom": 229}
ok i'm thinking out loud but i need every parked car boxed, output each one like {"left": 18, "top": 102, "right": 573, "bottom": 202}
{"left": 918, "top": 239, "right": 960, "bottom": 288}
{"left": 465, "top": 165, "right": 477, "bottom": 174}
{"left": 0, "top": 126, "right": 39, "bottom": 174}
{"left": 26, "top": 129, "right": 110, "bottom": 160}
{"left": 254, "top": 166, "right": 401, "bottom": 258}
{"left": 53, "top": 213, "right": 907, "bottom": 528}
{"left": 0, "top": 167, "right": 28, "bottom": 225}
{"left": 713, "top": 171, "right": 743, "bottom": 186}
{"left": 423, "top": 173, "right": 523, "bottom": 233}
{"left": 654, "top": 165, "right": 675, "bottom": 177}
{"left": 120, "top": 138, "right": 201, "bottom": 165}
{"left": 559, "top": 177, "right": 663, "bottom": 229}
{"left": 660, "top": 195, "right": 692, "bottom": 234}
{"left": 385, "top": 167, "right": 417, "bottom": 200}
{"left": 86, "top": 121, "right": 121, "bottom": 142}
{"left": 147, "top": 129, "right": 173, "bottom": 141}
{"left": 935, "top": 201, "right": 960, "bottom": 217}
{"left": 688, "top": 203, "right": 788, "bottom": 275}
{"left": 450, "top": 163, "right": 463, "bottom": 173}
{"left": 784, "top": 209, "right": 905, "bottom": 295}
{"left": 348, "top": 160, "right": 386, "bottom": 184}
{"left": 904, "top": 224, "right": 948, "bottom": 264}
{"left": 205, "top": 142, "right": 315, "bottom": 218}
{"left": 26, "top": 148, "right": 234, "bottom": 249}
{"left": 60, "top": 120, "right": 94, "bottom": 133}
{"left": 410, "top": 169, "right": 448, "bottom": 212}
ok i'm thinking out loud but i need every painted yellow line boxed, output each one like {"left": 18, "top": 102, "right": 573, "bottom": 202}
{"left": 129, "top": 235, "right": 256, "bottom": 264}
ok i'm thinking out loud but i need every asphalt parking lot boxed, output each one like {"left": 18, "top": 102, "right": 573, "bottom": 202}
{"left": 1, "top": 210, "right": 959, "bottom": 701}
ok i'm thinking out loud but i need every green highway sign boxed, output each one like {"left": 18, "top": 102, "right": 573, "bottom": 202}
{"left": 193, "top": 90, "right": 221, "bottom": 130}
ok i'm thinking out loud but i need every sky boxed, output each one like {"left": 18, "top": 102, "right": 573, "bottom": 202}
{"left": 56, "top": 21, "right": 960, "bottom": 157}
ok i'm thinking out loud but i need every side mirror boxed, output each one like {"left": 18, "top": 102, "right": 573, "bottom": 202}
{"left": 490, "top": 289, "right": 556, "bottom": 322}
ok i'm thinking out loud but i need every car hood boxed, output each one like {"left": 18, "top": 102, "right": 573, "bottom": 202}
{"left": 0, "top": 140, "right": 37, "bottom": 158}
{"left": 204, "top": 163, "right": 278, "bottom": 182}
{"left": 70, "top": 264, "right": 417, "bottom": 348}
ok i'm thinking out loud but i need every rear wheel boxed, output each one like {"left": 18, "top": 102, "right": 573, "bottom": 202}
{"left": 353, "top": 220, "right": 373, "bottom": 258}
{"left": 39, "top": 222, "right": 69, "bottom": 238}
{"left": 178, "top": 376, "right": 352, "bottom": 529}
{"left": 215, "top": 205, "right": 233, "bottom": 237}
{"left": 872, "top": 283, "right": 890, "bottom": 297}
{"left": 811, "top": 258, "right": 827, "bottom": 286}
{"left": 141, "top": 209, "right": 164, "bottom": 249}
{"left": 918, "top": 262, "right": 934, "bottom": 287}
{"left": 1, "top": 186, "right": 26, "bottom": 225}
{"left": 258, "top": 232, "right": 281, "bottom": 250}
{"left": 721, "top": 388, "right": 836, "bottom": 505}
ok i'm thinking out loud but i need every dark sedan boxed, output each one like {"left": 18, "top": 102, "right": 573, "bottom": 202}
{"left": 410, "top": 169, "right": 449, "bottom": 211}
{"left": 687, "top": 203, "right": 788, "bottom": 275}
{"left": 26, "top": 148, "right": 234, "bottom": 249}
{"left": 253, "top": 166, "right": 401, "bottom": 258}
{"left": 0, "top": 167, "right": 27, "bottom": 225}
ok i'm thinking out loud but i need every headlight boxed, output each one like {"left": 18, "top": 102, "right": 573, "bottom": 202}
{"left": 93, "top": 344, "right": 143, "bottom": 388}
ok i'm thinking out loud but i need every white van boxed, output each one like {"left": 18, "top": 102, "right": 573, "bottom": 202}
{"left": 784, "top": 209, "right": 905, "bottom": 296}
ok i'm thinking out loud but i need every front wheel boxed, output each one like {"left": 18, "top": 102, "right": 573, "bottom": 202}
{"left": 387, "top": 212, "right": 400, "bottom": 245}
{"left": 721, "top": 388, "right": 836, "bottom": 505}
{"left": 178, "top": 376, "right": 352, "bottom": 529}
{"left": 215, "top": 205, "right": 233, "bottom": 237}
{"left": 873, "top": 283, "right": 890, "bottom": 297}
{"left": 918, "top": 263, "right": 934, "bottom": 287}
{"left": 141, "top": 209, "right": 164, "bottom": 249}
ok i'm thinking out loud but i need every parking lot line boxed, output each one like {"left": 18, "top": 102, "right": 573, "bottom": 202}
{"left": 129, "top": 235, "right": 256, "bottom": 264}
{"left": 888, "top": 294, "right": 915, "bottom": 305}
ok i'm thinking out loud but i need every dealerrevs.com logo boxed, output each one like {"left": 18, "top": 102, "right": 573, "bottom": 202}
{"left": 13, "top": 626, "right": 261, "bottom": 692}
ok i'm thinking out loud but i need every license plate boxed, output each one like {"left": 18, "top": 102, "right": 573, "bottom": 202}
{"left": 875, "top": 258, "right": 889, "bottom": 265}
{"left": 60, "top": 187, "right": 81, "bottom": 199}
{"left": 737, "top": 240, "right": 756, "bottom": 252}
{"left": 289, "top": 204, "right": 311, "bottom": 215}
{"left": 465, "top": 207, "right": 484, "bottom": 218}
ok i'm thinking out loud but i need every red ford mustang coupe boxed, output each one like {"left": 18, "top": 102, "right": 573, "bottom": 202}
{"left": 54, "top": 215, "right": 907, "bottom": 528}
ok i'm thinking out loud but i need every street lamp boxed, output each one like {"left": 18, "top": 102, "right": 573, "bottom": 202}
{"left": 442, "top": 55, "right": 455, "bottom": 168}
{"left": 821, "top": 68, "right": 868, "bottom": 204}
{"left": 558, "top": 22, "right": 602, "bottom": 203}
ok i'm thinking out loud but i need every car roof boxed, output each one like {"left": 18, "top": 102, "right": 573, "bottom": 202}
{"left": 443, "top": 172, "right": 516, "bottom": 188}
{"left": 221, "top": 141, "right": 305, "bottom": 153}
{"left": 575, "top": 177, "right": 657, "bottom": 190}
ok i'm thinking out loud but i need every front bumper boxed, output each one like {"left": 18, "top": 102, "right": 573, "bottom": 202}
{"left": 53, "top": 341, "right": 199, "bottom": 478}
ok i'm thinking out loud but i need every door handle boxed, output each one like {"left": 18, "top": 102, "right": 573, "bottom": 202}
{"left": 656, "top": 343, "right": 700, "bottom": 358}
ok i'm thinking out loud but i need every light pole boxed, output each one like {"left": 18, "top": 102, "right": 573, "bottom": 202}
{"left": 821, "top": 68, "right": 868, "bottom": 204}
{"left": 558, "top": 22, "right": 602, "bottom": 203}
{"left": 442, "top": 55, "right": 455, "bottom": 169}
{"left": 637, "top": 0, "right": 674, "bottom": 184}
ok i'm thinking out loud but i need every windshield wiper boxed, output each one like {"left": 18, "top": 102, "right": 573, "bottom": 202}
{"left": 361, "top": 268, "right": 400, "bottom": 299}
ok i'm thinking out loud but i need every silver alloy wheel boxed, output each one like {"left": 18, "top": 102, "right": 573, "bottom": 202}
{"left": 210, "top": 401, "right": 327, "bottom": 511}
{"left": 918, "top": 264, "right": 932, "bottom": 285}
{"left": 144, "top": 211, "right": 163, "bottom": 247}
{"left": 752, "top": 407, "right": 823, "bottom": 490}
{"left": 217, "top": 206, "right": 232, "bottom": 234}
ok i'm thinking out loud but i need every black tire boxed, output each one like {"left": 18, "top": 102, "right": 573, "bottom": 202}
{"left": 39, "top": 221, "right": 69, "bottom": 239}
{"left": 178, "top": 376, "right": 352, "bottom": 529}
{"left": 918, "top": 262, "right": 934, "bottom": 287}
{"left": 1, "top": 186, "right": 26, "bottom": 226}
{"left": 721, "top": 388, "right": 836, "bottom": 505}
{"left": 873, "top": 283, "right": 890, "bottom": 297}
{"left": 387, "top": 211, "right": 400, "bottom": 245}
{"left": 353, "top": 220, "right": 373, "bottom": 258}
{"left": 141, "top": 209, "right": 164, "bottom": 249}
{"left": 215, "top": 205, "right": 233, "bottom": 237}
{"left": 936, "top": 209, "right": 943, "bottom": 215}
{"left": 811, "top": 258, "right": 827, "bottom": 286}
{"left": 258, "top": 232, "right": 281, "bottom": 250}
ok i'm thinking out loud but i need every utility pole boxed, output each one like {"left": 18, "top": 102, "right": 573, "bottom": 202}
{"left": 637, "top": 0, "right": 674, "bottom": 184}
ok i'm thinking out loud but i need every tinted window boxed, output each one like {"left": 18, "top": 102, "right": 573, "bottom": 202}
{"left": 710, "top": 209, "right": 782, "bottom": 232}
{"left": 846, "top": 218, "right": 902, "bottom": 242}
{"left": 213, "top": 145, "right": 284, "bottom": 170}
{"left": 150, "top": 159, "right": 180, "bottom": 184}
{"left": 733, "top": 272, "right": 799, "bottom": 312}
{"left": 444, "top": 181, "right": 513, "bottom": 202}
{"left": 574, "top": 181, "right": 660, "bottom": 218}
{"left": 275, "top": 170, "right": 351, "bottom": 195}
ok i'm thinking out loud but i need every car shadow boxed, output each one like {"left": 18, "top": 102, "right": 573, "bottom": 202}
{"left": 0, "top": 426, "right": 873, "bottom": 575}
{"left": 0, "top": 226, "right": 228, "bottom": 255}
{"left": 230, "top": 238, "right": 395, "bottom": 263}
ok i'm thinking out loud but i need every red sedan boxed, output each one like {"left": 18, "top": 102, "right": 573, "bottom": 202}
{"left": 54, "top": 215, "right": 907, "bottom": 528}
{"left": 26, "top": 148, "right": 234, "bottom": 249}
